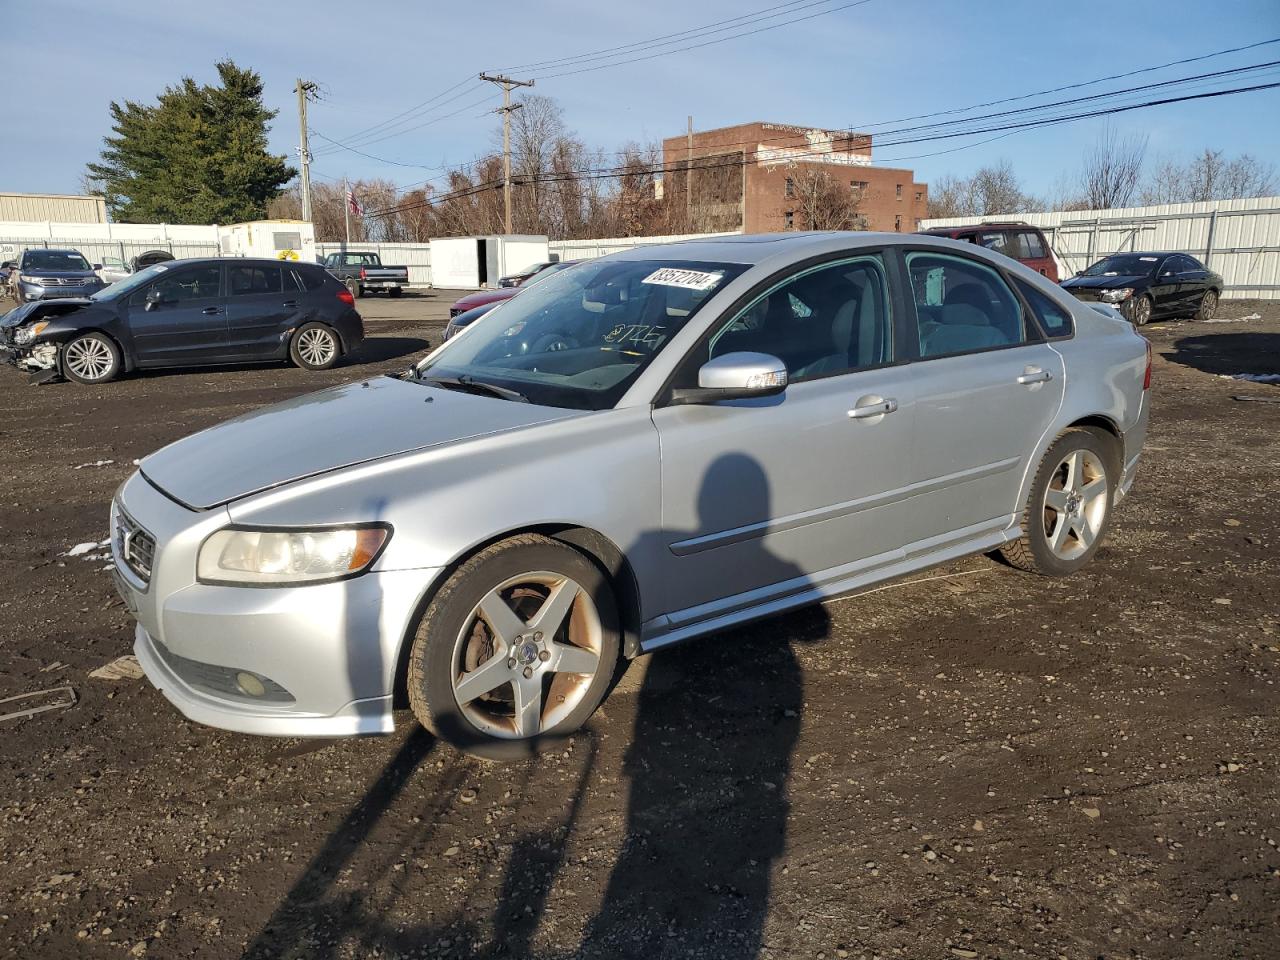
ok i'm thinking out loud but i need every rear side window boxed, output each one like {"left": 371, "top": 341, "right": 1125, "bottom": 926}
{"left": 1018, "top": 230, "right": 1047, "bottom": 259}
{"left": 228, "top": 265, "right": 283, "bottom": 296}
{"left": 1013, "top": 277, "right": 1073, "bottom": 338}
{"left": 906, "top": 252, "right": 1026, "bottom": 358}
{"left": 292, "top": 266, "right": 327, "bottom": 291}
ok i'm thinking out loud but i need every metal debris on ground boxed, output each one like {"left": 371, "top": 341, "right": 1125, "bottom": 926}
{"left": 1219, "top": 373, "right": 1280, "bottom": 383}
{"left": 89, "top": 655, "right": 145, "bottom": 681}
{"left": 1233, "top": 394, "right": 1280, "bottom": 404}
{"left": 0, "top": 686, "right": 77, "bottom": 723}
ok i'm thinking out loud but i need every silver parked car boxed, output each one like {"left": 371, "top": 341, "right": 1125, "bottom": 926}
{"left": 111, "top": 233, "right": 1151, "bottom": 753}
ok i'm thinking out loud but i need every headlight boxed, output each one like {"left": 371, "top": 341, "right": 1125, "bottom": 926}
{"left": 1100, "top": 288, "right": 1134, "bottom": 302}
{"left": 14, "top": 321, "right": 50, "bottom": 345}
{"left": 19, "top": 275, "right": 42, "bottom": 284}
{"left": 197, "top": 525, "right": 390, "bottom": 585}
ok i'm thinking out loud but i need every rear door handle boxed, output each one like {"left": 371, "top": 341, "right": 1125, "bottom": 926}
{"left": 282, "top": 300, "right": 298, "bottom": 308}
{"left": 201, "top": 306, "right": 221, "bottom": 315}
{"left": 848, "top": 397, "right": 898, "bottom": 419}
{"left": 1016, "top": 367, "right": 1052, "bottom": 385}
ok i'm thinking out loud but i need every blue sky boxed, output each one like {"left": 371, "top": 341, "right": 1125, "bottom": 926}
{"left": 5, "top": 0, "right": 1279, "bottom": 204}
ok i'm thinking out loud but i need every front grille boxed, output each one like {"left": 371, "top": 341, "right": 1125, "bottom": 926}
{"left": 33, "top": 276, "right": 96, "bottom": 287}
{"left": 115, "top": 506, "right": 156, "bottom": 583}
{"left": 449, "top": 307, "right": 463, "bottom": 318}
{"left": 151, "top": 637, "right": 295, "bottom": 705}
{"left": 1068, "top": 289, "right": 1103, "bottom": 303}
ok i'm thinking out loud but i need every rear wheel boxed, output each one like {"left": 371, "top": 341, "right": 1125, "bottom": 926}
{"left": 346, "top": 278, "right": 362, "bottom": 300}
{"left": 289, "top": 322, "right": 340, "bottom": 370}
{"left": 1195, "top": 289, "right": 1218, "bottom": 321}
{"left": 1127, "top": 294, "right": 1152, "bottom": 326}
{"left": 999, "top": 428, "right": 1116, "bottom": 576}
{"left": 61, "top": 332, "right": 121, "bottom": 384}
{"left": 388, "top": 287, "right": 403, "bottom": 298}
{"left": 407, "top": 534, "right": 620, "bottom": 756}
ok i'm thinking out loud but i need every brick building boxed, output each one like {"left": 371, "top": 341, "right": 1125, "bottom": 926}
{"left": 660, "top": 120, "right": 928, "bottom": 234}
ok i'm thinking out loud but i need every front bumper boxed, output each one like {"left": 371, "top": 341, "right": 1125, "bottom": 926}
{"left": 113, "top": 471, "right": 441, "bottom": 737}
{"left": 18, "top": 281, "right": 102, "bottom": 301}
{"left": 0, "top": 339, "right": 57, "bottom": 371}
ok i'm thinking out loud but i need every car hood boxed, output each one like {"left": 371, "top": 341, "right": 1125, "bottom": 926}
{"left": 139, "top": 376, "right": 582, "bottom": 509}
{"left": 0, "top": 298, "right": 93, "bottom": 329}
{"left": 452, "top": 288, "right": 517, "bottom": 311}
{"left": 1062, "top": 274, "right": 1147, "bottom": 290}
{"left": 23, "top": 270, "right": 99, "bottom": 280}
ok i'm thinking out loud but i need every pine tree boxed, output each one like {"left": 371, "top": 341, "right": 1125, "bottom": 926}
{"left": 86, "top": 61, "right": 295, "bottom": 224}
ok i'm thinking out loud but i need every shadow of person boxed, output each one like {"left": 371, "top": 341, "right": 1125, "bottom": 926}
{"left": 579, "top": 453, "right": 830, "bottom": 959}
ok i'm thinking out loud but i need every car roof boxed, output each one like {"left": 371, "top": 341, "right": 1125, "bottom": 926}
{"left": 607, "top": 231, "right": 915, "bottom": 266}
{"left": 26, "top": 248, "right": 89, "bottom": 256}
{"left": 140, "top": 257, "right": 320, "bottom": 268}
{"left": 919, "top": 222, "right": 1038, "bottom": 235}
{"left": 1100, "top": 251, "right": 1185, "bottom": 258}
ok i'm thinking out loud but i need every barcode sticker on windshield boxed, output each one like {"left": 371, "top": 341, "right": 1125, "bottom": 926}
{"left": 642, "top": 268, "right": 723, "bottom": 291}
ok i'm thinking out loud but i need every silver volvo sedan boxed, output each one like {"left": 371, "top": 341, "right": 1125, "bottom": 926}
{"left": 111, "top": 233, "right": 1151, "bottom": 753}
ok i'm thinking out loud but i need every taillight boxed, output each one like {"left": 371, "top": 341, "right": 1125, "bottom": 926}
{"left": 1143, "top": 340, "right": 1152, "bottom": 390}
{"left": 360, "top": 267, "right": 367, "bottom": 280}
{"left": 337, "top": 289, "right": 355, "bottom": 305}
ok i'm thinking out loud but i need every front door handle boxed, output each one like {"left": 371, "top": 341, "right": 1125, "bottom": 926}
{"left": 1016, "top": 367, "right": 1052, "bottom": 385}
{"left": 282, "top": 300, "right": 298, "bottom": 308}
{"left": 848, "top": 396, "right": 898, "bottom": 419}
{"left": 201, "top": 306, "right": 221, "bottom": 315}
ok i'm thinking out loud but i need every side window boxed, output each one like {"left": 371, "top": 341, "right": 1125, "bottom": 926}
{"left": 1013, "top": 277, "right": 1073, "bottom": 338}
{"left": 1020, "top": 230, "right": 1047, "bottom": 259}
{"left": 292, "top": 267, "right": 326, "bottom": 291}
{"left": 1173, "top": 255, "right": 1200, "bottom": 273}
{"left": 129, "top": 265, "right": 221, "bottom": 306}
{"left": 906, "top": 251, "right": 1026, "bottom": 358}
{"left": 976, "top": 232, "right": 1012, "bottom": 256}
{"left": 706, "top": 256, "right": 892, "bottom": 381}
{"left": 228, "top": 265, "right": 283, "bottom": 296}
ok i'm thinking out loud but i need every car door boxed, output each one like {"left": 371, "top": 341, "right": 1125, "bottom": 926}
{"left": 901, "top": 249, "right": 1065, "bottom": 549}
{"left": 123, "top": 263, "right": 228, "bottom": 365}
{"left": 651, "top": 253, "right": 916, "bottom": 629}
{"left": 1148, "top": 256, "right": 1182, "bottom": 316}
{"left": 1172, "top": 254, "right": 1208, "bottom": 313}
{"left": 223, "top": 262, "right": 303, "bottom": 358}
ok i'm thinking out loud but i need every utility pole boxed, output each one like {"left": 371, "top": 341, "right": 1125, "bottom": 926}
{"left": 686, "top": 115, "right": 694, "bottom": 232}
{"left": 479, "top": 72, "right": 534, "bottom": 234}
{"left": 295, "top": 79, "right": 318, "bottom": 222}
{"left": 343, "top": 177, "right": 351, "bottom": 246}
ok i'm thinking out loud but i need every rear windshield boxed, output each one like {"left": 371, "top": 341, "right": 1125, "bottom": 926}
{"left": 23, "top": 250, "right": 91, "bottom": 271}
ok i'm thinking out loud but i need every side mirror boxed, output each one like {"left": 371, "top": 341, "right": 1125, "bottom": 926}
{"left": 93, "top": 263, "right": 103, "bottom": 270}
{"left": 670, "top": 352, "right": 788, "bottom": 405}
{"left": 144, "top": 287, "right": 165, "bottom": 311}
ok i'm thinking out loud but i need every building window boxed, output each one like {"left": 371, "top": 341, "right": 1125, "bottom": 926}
{"left": 784, "top": 211, "right": 795, "bottom": 230}
{"left": 896, "top": 184, "right": 903, "bottom": 200}
{"left": 915, "top": 191, "right": 923, "bottom": 202}
{"left": 851, "top": 180, "right": 868, "bottom": 192}
{"left": 895, "top": 215, "right": 902, "bottom": 231}
{"left": 784, "top": 177, "right": 795, "bottom": 198}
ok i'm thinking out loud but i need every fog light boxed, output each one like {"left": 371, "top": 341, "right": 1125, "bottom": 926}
{"left": 236, "top": 672, "right": 267, "bottom": 697}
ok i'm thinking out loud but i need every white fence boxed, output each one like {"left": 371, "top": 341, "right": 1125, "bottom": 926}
{"left": 922, "top": 196, "right": 1280, "bottom": 299}
{"left": 549, "top": 231, "right": 740, "bottom": 261}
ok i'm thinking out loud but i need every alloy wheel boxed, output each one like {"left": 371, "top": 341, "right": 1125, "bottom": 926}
{"left": 1042, "top": 449, "right": 1108, "bottom": 561}
{"left": 297, "top": 328, "right": 336, "bottom": 367}
{"left": 65, "top": 337, "right": 114, "bottom": 381}
{"left": 451, "top": 571, "right": 603, "bottom": 740}
{"left": 1131, "top": 296, "right": 1151, "bottom": 326}
{"left": 1198, "top": 290, "right": 1217, "bottom": 320}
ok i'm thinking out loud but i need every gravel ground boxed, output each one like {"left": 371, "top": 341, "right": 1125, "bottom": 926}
{"left": 0, "top": 297, "right": 1276, "bottom": 960}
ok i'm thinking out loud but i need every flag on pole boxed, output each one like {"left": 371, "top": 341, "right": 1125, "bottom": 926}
{"left": 346, "top": 188, "right": 363, "bottom": 216}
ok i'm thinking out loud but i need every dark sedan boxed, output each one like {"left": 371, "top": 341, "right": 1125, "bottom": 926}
{"left": 0, "top": 257, "right": 363, "bottom": 384}
{"left": 1060, "top": 252, "right": 1222, "bottom": 326}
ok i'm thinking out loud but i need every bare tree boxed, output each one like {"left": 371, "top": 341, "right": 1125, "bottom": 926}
{"left": 790, "top": 167, "right": 863, "bottom": 230}
{"left": 1139, "top": 149, "right": 1277, "bottom": 204}
{"left": 1078, "top": 126, "right": 1147, "bottom": 210}
{"left": 925, "top": 161, "right": 1031, "bottom": 218}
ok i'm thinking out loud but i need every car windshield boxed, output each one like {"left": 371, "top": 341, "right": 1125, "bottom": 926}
{"left": 413, "top": 259, "right": 745, "bottom": 410}
{"left": 1082, "top": 254, "right": 1160, "bottom": 277}
{"left": 24, "top": 250, "right": 91, "bottom": 271}
{"left": 523, "top": 261, "right": 574, "bottom": 285}
{"left": 90, "top": 262, "right": 173, "bottom": 300}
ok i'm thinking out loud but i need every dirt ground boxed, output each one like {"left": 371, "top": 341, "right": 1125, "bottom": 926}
{"left": 0, "top": 295, "right": 1277, "bottom": 960}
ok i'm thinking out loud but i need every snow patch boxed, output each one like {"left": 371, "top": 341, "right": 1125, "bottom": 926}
{"left": 74, "top": 460, "right": 115, "bottom": 469}
{"left": 65, "top": 538, "right": 111, "bottom": 558}
{"left": 1219, "top": 373, "right": 1280, "bottom": 384}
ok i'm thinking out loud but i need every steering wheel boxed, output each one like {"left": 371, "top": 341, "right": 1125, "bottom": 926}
{"left": 528, "top": 332, "right": 579, "bottom": 354}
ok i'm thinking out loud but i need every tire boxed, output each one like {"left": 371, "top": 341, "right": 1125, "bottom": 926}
{"left": 998, "top": 428, "right": 1117, "bottom": 576}
{"left": 346, "top": 278, "right": 362, "bottom": 300}
{"left": 388, "top": 287, "right": 402, "bottom": 298}
{"left": 288, "top": 322, "right": 340, "bottom": 370}
{"left": 407, "top": 534, "right": 621, "bottom": 758}
{"left": 1195, "top": 289, "right": 1218, "bottom": 321}
{"left": 1127, "top": 294, "right": 1152, "bottom": 326}
{"left": 61, "top": 332, "right": 122, "bottom": 384}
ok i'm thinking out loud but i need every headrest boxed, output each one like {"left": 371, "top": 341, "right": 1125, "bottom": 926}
{"left": 938, "top": 303, "right": 990, "bottom": 327}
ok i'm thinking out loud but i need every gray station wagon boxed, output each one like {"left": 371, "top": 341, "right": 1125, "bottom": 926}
{"left": 111, "top": 232, "right": 1151, "bottom": 754}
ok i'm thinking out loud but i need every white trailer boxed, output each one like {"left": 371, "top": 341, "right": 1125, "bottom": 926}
{"left": 217, "top": 220, "right": 317, "bottom": 262}
{"left": 429, "top": 235, "right": 549, "bottom": 288}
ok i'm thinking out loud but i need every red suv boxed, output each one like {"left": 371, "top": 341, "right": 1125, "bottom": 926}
{"left": 917, "top": 222, "right": 1058, "bottom": 282}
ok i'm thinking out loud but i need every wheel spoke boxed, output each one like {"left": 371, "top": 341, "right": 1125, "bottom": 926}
{"left": 512, "top": 676, "right": 543, "bottom": 737}
{"left": 454, "top": 654, "right": 511, "bottom": 705}
{"left": 1049, "top": 516, "right": 1072, "bottom": 553}
{"left": 528, "top": 578, "right": 579, "bottom": 637}
{"left": 477, "top": 590, "right": 527, "bottom": 645}
{"left": 1063, "top": 451, "right": 1082, "bottom": 491}
{"left": 1080, "top": 476, "right": 1108, "bottom": 505}
{"left": 1044, "top": 487, "right": 1070, "bottom": 511}
{"left": 1074, "top": 517, "right": 1096, "bottom": 549}
{"left": 549, "top": 641, "right": 599, "bottom": 676}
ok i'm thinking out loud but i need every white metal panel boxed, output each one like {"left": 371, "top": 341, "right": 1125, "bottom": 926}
{"left": 429, "top": 237, "right": 481, "bottom": 288}
{"left": 0, "top": 193, "right": 107, "bottom": 224}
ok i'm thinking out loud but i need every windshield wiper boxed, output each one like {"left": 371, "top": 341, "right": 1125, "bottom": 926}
{"left": 415, "top": 373, "right": 530, "bottom": 403}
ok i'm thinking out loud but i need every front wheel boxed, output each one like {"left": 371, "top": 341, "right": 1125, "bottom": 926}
{"left": 998, "top": 428, "right": 1116, "bottom": 576}
{"left": 62, "top": 332, "right": 122, "bottom": 384}
{"left": 407, "top": 534, "right": 620, "bottom": 756}
{"left": 1195, "top": 289, "right": 1218, "bottom": 321}
{"left": 1127, "top": 294, "right": 1152, "bottom": 326}
{"left": 289, "top": 322, "right": 340, "bottom": 370}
